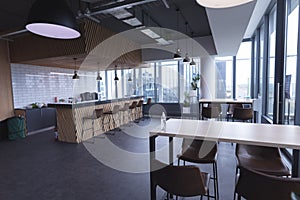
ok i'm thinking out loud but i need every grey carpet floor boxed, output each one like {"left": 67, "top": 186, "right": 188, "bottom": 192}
{"left": 0, "top": 118, "right": 237, "bottom": 200}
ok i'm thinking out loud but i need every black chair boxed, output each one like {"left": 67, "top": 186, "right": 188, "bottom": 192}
{"left": 235, "top": 144, "right": 290, "bottom": 177}
{"left": 143, "top": 98, "right": 152, "bottom": 118}
{"left": 226, "top": 103, "right": 243, "bottom": 121}
{"left": 153, "top": 160, "right": 211, "bottom": 200}
{"left": 177, "top": 139, "right": 219, "bottom": 200}
{"left": 232, "top": 107, "right": 253, "bottom": 122}
{"left": 235, "top": 166, "right": 300, "bottom": 200}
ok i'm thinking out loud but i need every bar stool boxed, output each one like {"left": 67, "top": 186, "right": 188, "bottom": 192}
{"left": 135, "top": 99, "right": 144, "bottom": 122}
{"left": 143, "top": 98, "right": 152, "bottom": 118}
{"left": 119, "top": 102, "right": 129, "bottom": 125}
{"left": 103, "top": 104, "right": 120, "bottom": 134}
{"left": 177, "top": 139, "right": 219, "bottom": 200}
{"left": 82, "top": 108, "right": 103, "bottom": 142}
{"left": 129, "top": 101, "right": 137, "bottom": 123}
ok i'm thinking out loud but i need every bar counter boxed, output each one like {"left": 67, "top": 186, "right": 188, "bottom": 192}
{"left": 48, "top": 96, "right": 143, "bottom": 143}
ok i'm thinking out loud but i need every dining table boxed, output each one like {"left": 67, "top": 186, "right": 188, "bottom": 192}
{"left": 149, "top": 118, "right": 300, "bottom": 200}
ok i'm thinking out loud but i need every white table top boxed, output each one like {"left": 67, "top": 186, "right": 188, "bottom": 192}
{"left": 150, "top": 119, "right": 300, "bottom": 149}
{"left": 199, "top": 98, "right": 254, "bottom": 104}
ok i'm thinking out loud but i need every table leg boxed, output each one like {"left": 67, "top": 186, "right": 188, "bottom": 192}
{"left": 149, "top": 135, "right": 157, "bottom": 200}
{"left": 292, "top": 149, "right": 300, "bottom": 177}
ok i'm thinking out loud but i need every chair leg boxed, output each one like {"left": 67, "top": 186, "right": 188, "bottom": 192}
{"left": 213, "top": 162, "right": 219, "bottom": 200}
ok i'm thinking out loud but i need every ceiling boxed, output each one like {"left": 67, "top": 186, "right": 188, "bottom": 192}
{"left": 0, "top": 0, "right": 271, "bottom": 68}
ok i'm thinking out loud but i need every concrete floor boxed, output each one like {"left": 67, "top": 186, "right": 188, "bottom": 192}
{"left": 0, "top": 118, "right": 237, "bottom": 200}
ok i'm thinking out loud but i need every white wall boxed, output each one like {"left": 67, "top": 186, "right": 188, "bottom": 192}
{"left": 11, "top": 64, "right": 97, "bottom": 108}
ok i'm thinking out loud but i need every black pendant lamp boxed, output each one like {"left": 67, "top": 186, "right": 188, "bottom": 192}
{"left": 114, "top": 65, "right": 119, "bottom": 81}
{"left": 173, "top": 9, "right": 182, "bottom": 60}
{"left": 190, "top": 32, "right": 196, "bottom": 66}
{"left": 72, "top": 58, "right": 79, "bottom": 80}
{"left": 96, "top": 63, "right": 102, "bottom": 81}
{"left": 26, "top": 0, "right": 80, "bottom": 39}
{"left": 183, "top": 22, "right": 190, "bottom": 63}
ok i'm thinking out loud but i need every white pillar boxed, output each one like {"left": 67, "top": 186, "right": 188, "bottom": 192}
{"left": 200, "top": 56, "right": 216, "bottom": 99}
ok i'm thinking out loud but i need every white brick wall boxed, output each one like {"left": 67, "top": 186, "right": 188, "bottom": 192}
{"left": 11, "top": 64, "right": 97, "bottom": 108}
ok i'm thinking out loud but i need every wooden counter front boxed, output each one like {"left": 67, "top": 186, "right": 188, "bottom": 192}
{"left": 48, "top": 96, "right": 143, "bottom": 143}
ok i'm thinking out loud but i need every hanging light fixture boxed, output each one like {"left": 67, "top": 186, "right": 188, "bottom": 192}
{"left": 196, "top": 0, "right": 254, "bottom": 9}
{"left": 128, "top": 69, "right": 133, "bottom": 81}
{"left": 114, "top": 65, "right": 119, "bottom": 81}
{"left": 190, "top": 32, "right": 196, "bottom": 66}
{"left": 173, "top": 9, "right": 182, "bottom": 60}
{"left": 26, "top": 0, "right": 80, "bottom": 39}
{"left": 96, "top": 63, "right": 102, "bottom": 81}
{"left": 72, "top": 58, "right": 79, "bottom": 80}
{"left": 183, "top": 22, "right": 190, "bottom": 63}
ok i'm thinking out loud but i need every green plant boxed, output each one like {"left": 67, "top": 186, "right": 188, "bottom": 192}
{"left": 183, "top": 92, "right": 190, "bottom": 107}
{"left": 191, "top": 73, "right": 200, "bottom": 90}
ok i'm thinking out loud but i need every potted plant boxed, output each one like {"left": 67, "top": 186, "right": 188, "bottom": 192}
{"left": 182, "top": 92, "right": 190, "bottom": 113}
{"left": 190, "top": 73, "right": 200, "bottom": 97}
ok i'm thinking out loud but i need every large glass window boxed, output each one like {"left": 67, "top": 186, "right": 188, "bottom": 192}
{"left": 259, "top": 25, "right": 265, "bottom": 96}
{"left": 215, "top": 57, "right": 233, "bottom": 98}
{"left": 156, "top": 60, "right": 179, "bottom": 103}
{"left": 267, "top": 6, "right": 277, "bottom": 118}
{"left": 106, "top": 70, "right": 116, "bottom": 99}
{"left": 285, "top": 0, "right": 299, "bottom": 125}
{"left": 236, "top": 41, "right": 252, "bottom": 98}
{"left": 140, "top": 65, "right": 156, "bottom": 101}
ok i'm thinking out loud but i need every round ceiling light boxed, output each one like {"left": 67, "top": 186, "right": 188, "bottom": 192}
{"left": 26, "top": 0, "right": 80, "bottom": 39}
{"left": 196, "top": 0, "right": 254, "bottom": 9}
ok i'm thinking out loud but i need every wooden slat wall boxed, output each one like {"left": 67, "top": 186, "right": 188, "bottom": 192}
{"left": 0, "top": 41, "right": 14, "bottom": 121}
{"left": 9, "top": 19, "right": 142, "bottom": 70}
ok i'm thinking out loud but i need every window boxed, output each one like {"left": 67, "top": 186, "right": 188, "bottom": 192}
{"left": 140, "top": 65, "right": 156, "bottom": 102}
{"left": 236, "top": 41, "right": 252, "bottom": 98}
{"left": 284, "top": 0, "right": 299, "bottom": 125}
{"left": 259, "top": 25, "right": 265, "bottom": 96}
{"left": 156, "top": 60, "right": 179, "bottom": 103}
{"left": 215, "top": 57, "right": 233, "bottom": 98}
{"left": 266, "top": 6, "right": 277, "bottom": 118}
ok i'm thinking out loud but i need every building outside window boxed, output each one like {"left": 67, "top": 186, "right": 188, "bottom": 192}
{"left": 284, "top": 0, "right": 299, "bottom": 125}
{"left": 267, "top": 6, "right": 277, "bottom": 119}
{"left": 236, "top": 41, "right": 252, "bottom": 99}
{"left": 215, "top": 57, "right": 233, "bottom": 98}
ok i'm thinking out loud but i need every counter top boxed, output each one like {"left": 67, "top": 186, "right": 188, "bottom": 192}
{"left": 48, "top": 96, "right": 144, "bottom": 108}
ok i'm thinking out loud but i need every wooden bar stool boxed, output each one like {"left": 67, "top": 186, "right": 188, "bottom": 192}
{"left": 135, "top": 99, "right": 144, "bottom": 122}
{"left": 103, "top": 104, "right": 120, "bottom": 134}
{"left": 119, "top": 102, "right": 129, "bottom": 125}
{"left": 129, "top": 101, "right": 137, "bottom": 123}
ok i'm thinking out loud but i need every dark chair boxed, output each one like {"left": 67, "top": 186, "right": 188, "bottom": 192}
{"left": 153, "top": 160, "right": 211, "bottom": 200}
{"left": 235, "top": 144, "right": 290, "bottom": 177}
{"left": 232, "top": 107, "right": 253, "bottom": 122}
{"left": 234, "top": 166, "right": 300, "bottom": 200}
{"left": 226, "top": 103, "right": 243, "bottom": 121}
{"left": 177, "top": 139, "right": 219, "bottom": 199}
{"left": 201, "top": 103, "right": 221, "bottom": 120}
{"left": 143, "top": 98, "right": 152, "bottom": 118}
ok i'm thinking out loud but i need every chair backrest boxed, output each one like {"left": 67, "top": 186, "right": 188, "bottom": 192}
{"left": 227, "top": 103, "right": 243, "bottom": 114}
{"left": 129, "top": 101, "right": 137, "bottom": 109}
{"left": 153, "top": 161, "right": 207, "bottom": 197}
{"left": 202, "top": 106, "right": 220, "bottom": 119}
{"left": 112, "top": 105, "right": 120, "bottom": 113}
{"left": 236, "top": 144, "right": 282, "bottom": 159}
{"left": 235, "top": 166, "right": 300, "bottom": 200}
{"left": 137, "top": 100, "right": 144, "bottom": 107}
{"left": 232, "top": 107, "right": 253, "bottom": 121}
{"left": 121, "top": 103, "right": 129, "bottom": 111}
{"left": 147, "top": 98, "right": 152, "bottom": 105}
